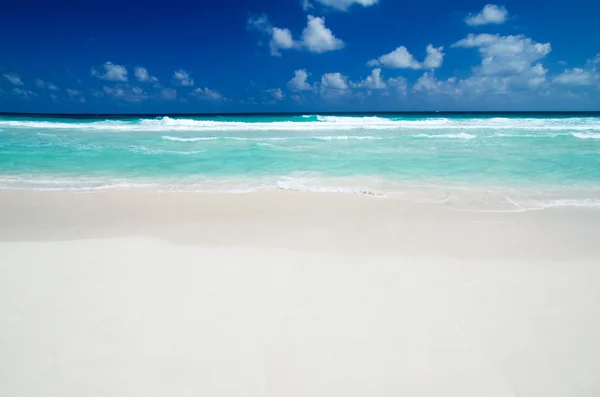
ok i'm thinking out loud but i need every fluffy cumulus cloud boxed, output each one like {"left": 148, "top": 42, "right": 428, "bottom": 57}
{"left": 368, "top": 44, "right": 444, "bottom": 69}
{"left": 413, "top": 73, "right": 460, "bottom": 96}
{"left": 193, "top": 87, "right": 227, "bottom": 101}
{"left": 134, "top": 67, "right": 158, "bottom": 83}
{"left": 554, "top": 54, "right": 600, "bottom": 86}
{"left": 173, "top": 69, "right": 194, "bottom": 86}
{"left": 271, "top": 28, "right": 296, "bottom": 56}
{"left": 288, "top": 69, "right": 314, "bottom": 91}
{"left": 3, "top": 73, "right": 23, "bottom": 85}
{"left": 265, "top": 88, "right": 285, "bottom": 100}
{"left": 368, "top": 46, "right": 420, "bottom": 69}
{"left": 301, "top": 16, "right": 345, "bottom": 53}
{"left": 248, "top": 14, "right": 344, "bottom": 56}
{"left": 101, "top": 84, "right": 149, "bottom": 102}
{"left": 320, "top": 72, "right": 351, "bottom": 97}
{"left": 286, "top": 68, "right": 407, "bottom": 99}
{"left": 452, "top": 34, "right": 551, "bottom": 76}
{"left": 387, "top": 76, "right": 408, "bottom": 96}
{"left": 422, "top": 45, "right": 445, "bottom": 69}
{"left": 354, "top": 68, "right": 387, "bottom": 89}
{"left": 248, "top": 14, "right": 295, "bottom": 56}
{"left": 554, "top": 69, "right": 598, "bottom": 86}
{"left": 91, "top": 62, "right": 128, "bottom": 82}
{"left": 528, "top": 63, "right": 548, "bottom": 88}
{"left": 35, "top": 79, "right": 58, "bottom": 90}
{"left": 414, "top": 33, "right": 552, "bottom": 98}
{"left": 465, "top": 4, "right": 508, "bottom": 26}
{"left": 313, "top": 0, "right": 378, "bottom": 11}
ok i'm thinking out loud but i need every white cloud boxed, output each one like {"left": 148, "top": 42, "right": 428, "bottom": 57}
{"left": 173, "top": 69, "right": 194, "bottom": 86}
{"left": 313, "top": 0, "right": 378, "bottom": 11}
{"left": 554, "top": 68, "right": 598, "bottom": 86}
{"left": 368, "top": 44, "right": 444, "bottom": 69}
{"left": 301, "top": 15, "right": 345, "bottom": 54}
{"left": 321, "top": 72, "right": 349, "bottom": 90}
{"left": 265, "top": 88, "right": 285, "bottom": 101}
{"left": 301, "top": 0, "right": 312, "bottom": 11}
{"left": 102, "top": 86, "right": 125, "bottom": 97}
{"left": 553, "top": 54, "right": 600, "bottom": 86}
{"left": 465, "top": 4, "right": 508, "bottom": 26}
{"left": 12, "top": 88, "right": 36, "bottom": 98}
{"left": 423, "top": 45, "right": 445, "bottom": 69}
{"left": 35, "top": 79, "right": 58, "bottom": 90}
{"left": 248, "top": 14, "right": 344, "bottom": 56}
{"left": 452, "top": 34, "right": 551, "bottom": 76}
{"left": 528, "top": 63, "right": 548, "bottom": 88}
{"left": 272, "top": 28, "right": 295, "bottom": 49}
{"left": 248, "top": 14, "right": 297, "bottom": 56}
{"left": 3, "top": 73, "right": 23, "bottom": 86}
{"left": 320, "top": 72, "right": 351, "bottom": 97}
{"left": 387, "top": 76, "right": 408, "bottom": 96}
{"left": 415, "top": 34, "right": 552, "bottom": 98}
{"left": 413, "top": 73, "right": 459, "bottom": 95}
{"left": 161, "top": 88, "right": 178, "bottom": 100}
{"left": 248, "top": 14, "right": 295, "bottom": 56}
{"left": 288, "top": 69, "right": 314, "bottom": 91}
{"left": 91, "top": 62, "right": 128, "bottom": 82}
{"left": 354, "top": 68, "right": 387, "bottom": 89}
{"left": 448, "top": 33, "right": 552, "bottom": 95}
{"left": 193, "top": 87, "right": 227, "bottom": 101}
{"left": 270, "top": 27, "right": 296, "bottom": 56}
{"left": 135, "top": 67, "right": 158, "bottom": 83}
{"left": 102, "top": 85, "right": 150, "bottom": 102}
{"left": 368, "top": 46, "right": 419, "bottom": 69}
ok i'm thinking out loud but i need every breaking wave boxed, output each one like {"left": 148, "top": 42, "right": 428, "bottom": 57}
{"left": 2, "top": 115, "right": 600, "bottom": 132}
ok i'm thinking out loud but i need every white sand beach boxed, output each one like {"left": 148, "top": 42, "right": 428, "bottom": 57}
{"left": 1, "top": 190, "right": 599, "bottom": 397}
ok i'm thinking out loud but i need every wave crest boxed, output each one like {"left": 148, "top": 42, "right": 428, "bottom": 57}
{"left": 2, "top": 115, "right": 600, "bottom": 132}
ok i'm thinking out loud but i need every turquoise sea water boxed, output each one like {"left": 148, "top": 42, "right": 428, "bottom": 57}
{"left": 1, "top": 113, "right": 600, "bottom": 210}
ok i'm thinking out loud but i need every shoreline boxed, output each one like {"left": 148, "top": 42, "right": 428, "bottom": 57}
{"left": 2, "top": 180, "right": 600, "bottom": 212}
{"left": 1, "top": 189, "right": 599, "bottom": 260}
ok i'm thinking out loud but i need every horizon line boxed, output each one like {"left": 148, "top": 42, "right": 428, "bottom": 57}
{"left": 2, "top": 110, "right": 600, "bottom": 118}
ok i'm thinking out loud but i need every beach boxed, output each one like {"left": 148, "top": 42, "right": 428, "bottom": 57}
{"left": 1, "top": 190, "right": 599, "bottom": 397}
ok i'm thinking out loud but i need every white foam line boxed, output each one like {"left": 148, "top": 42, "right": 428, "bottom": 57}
{"left": 2, "top": 116, "right": 600, "bottom": 132}
{"left": 572, "top": 132, "right": 600, "bottom": 139}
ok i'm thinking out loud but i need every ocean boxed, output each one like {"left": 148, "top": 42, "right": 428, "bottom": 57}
{"left": 1, "top": 113, "right": 599, "bottom": 211}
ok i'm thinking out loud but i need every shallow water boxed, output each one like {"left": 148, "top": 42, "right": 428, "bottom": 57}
{"left": 1, "top": 113, "right": 599, "bottom": 210}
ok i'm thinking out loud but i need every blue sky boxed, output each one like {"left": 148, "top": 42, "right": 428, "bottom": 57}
{"left": 1, "top": 0, "right": 600, "bottom": 113}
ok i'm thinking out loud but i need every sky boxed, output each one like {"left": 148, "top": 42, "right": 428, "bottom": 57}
{"left": 1, "top": 0, "right": 600, "bottom": 113}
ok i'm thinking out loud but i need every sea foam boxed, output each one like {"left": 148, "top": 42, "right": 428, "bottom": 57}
{"left": 2, "top": 115, "right": 600, "bottom": 132}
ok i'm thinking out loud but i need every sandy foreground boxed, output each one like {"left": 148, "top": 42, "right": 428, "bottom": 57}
{"left": 0, "top": 190, "right": 599, "bottom": 397}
